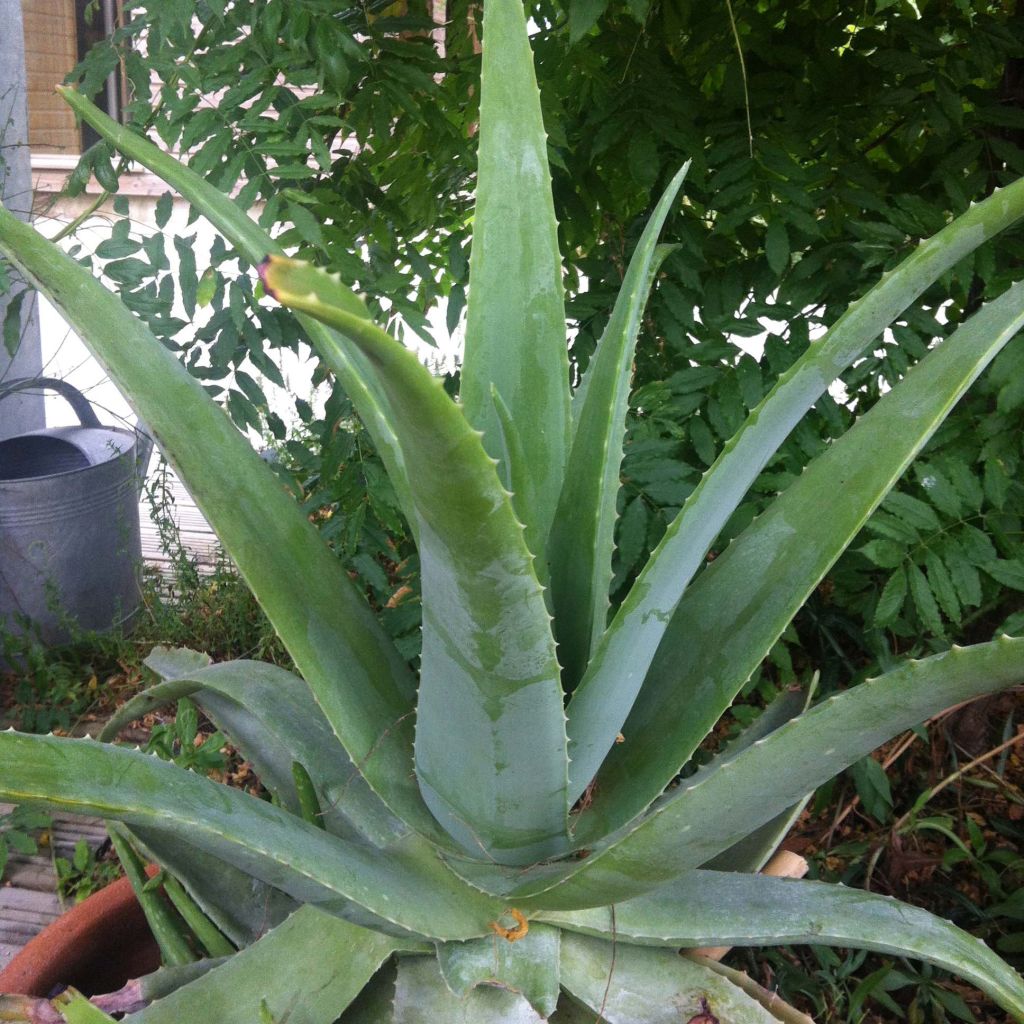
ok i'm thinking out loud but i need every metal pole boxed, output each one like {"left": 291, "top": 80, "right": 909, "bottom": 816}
{"left": 102, "top": 0, "right": 118, "bottom": 122}
{"left": 0, "top": 0, "right": 45, "bottom": 439}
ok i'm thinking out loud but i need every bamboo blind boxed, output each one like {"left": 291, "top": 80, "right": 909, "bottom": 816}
{"left": 23, "top": 0, "right": 80, "bottom": 155}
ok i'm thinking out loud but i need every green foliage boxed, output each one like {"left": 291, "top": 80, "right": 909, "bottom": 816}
{"left": 1, "top": 2, "right": 1024, "bottom": 1022}
{"left": 143, "top": 698, "right": 228, "bottom": 776}
{"left": 64, "top": 0, "right": 1024, "bottom": 694}
{"left": 0, "top": 806, "right": 51, "bottom": 883}
{"left": 55, "top": 839, "right": 122, "bottom": 907}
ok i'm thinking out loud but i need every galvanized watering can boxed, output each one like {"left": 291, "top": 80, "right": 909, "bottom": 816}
{"left": 0, "top": 377, "right": 153, "bottom": 650}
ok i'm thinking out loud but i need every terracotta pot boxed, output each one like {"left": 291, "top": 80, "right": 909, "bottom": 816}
{"left": 0, "top": 876, "right": 160, "bottom": 997}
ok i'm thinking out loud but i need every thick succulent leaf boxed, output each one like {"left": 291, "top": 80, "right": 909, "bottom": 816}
{"left": 549, "top": 997, "right": 607, "bottom": 1023}
{"left": 99, "top": 677, "right": 205, "bottom": 743}
{"left": 701, "top": 684, "right": 812, "bottom": 873}
{"left": 0, "top": 206, "right": 447, "bottom": 849}
{"left": 436, "top": 923, "right": 561, "bottom": 1019}
{"left": 0, "top": 732, "right": 504, "bottom": 940}
{"left": 134, "top": 960, "right": 229, "bottom": 1004}
{"left": 512, "top": 635, "right": 1024, "bottom": 908}
{"left": 574, "top": 280, "right": 1024, "bottom": 831}
{"left": 565, "top": 181, "right": 1024, "bottom": 801}
{"left": 144, "top": 646, "right": 214, "bottom": 679}
{"left": 559, "top": 933, "right": 782, "bottom": 1023}
{"left": 549, "top": 169, "right": 687, "bottom": 688}
{"left": 701, "top": 800, "right": 810, "bottom": 875}
{"left": 260, "top": 255, "right": 569, "bottom": 864}
{"left": 53, "top": 989, "right": 118, "bottom": 1023}
{"left": 107, "top": 824, "right": 197, "bottom": 967}
{"left": 337, "top": 962, "right": 398, "bottom": 1024}
{"left": 125, "top": 907, "right": 399, "bottom": 1024}
{"left": 56, "top": 87, "right": 415, "bottom": 532}
{"left": 461, "top": 0, "right": 571, "bottom": 555}
{"left": 544, "top": 872, "right": 1024, "bottom": 1020}
{"left": 392, "top": 955, "right": 544, "bottom": 1023}
{"left": 127, "top": 829, "right": 297, "bottom": 949}
{"left": 490, "top": 387, "right": 543, "bottom": 568}
{"left": 137, "top": 648, "right": 409, "bottom": 847}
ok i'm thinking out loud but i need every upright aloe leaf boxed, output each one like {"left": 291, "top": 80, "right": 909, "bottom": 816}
{"left": 548, "top": 168, "right": 687, "bottom": 687}
{"left": 544, "top": 871, "right": 1024, "bottom": 1019}
{"left": 260, "top": 256, "right": 569, "bottom": 863}
{"left": 126, "top": 907, "right": 400, "bottom": 1024}
{"left": 56, "top": 87, "right": 416, "bottom": 535}
{"left": 0, "top": 206, "right": 443, "bottom": 847}
{"left": 560, "top": 933, "right": 782, "bottom": 1023}
{"left": 0, "top": 732, "right": 503, "bottom": 940}
{"left": 461, "top": 0, "right": 571, "bottom": 557}
{"left": 441, "top": 633, "right": 1024, "bottom": 908}
{"left": 565, "top": 180, "right": 1024, "bottom": 799}
{"left": 572, "top": 279, "right": 1024, "bottom": 822}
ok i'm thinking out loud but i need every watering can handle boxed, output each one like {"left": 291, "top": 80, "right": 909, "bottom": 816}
{"left": 0, "top": 377, "right": 103, "bottom": 428}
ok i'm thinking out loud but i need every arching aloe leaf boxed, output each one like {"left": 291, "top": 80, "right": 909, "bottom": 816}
{"left": 565, "top": 180, "right": 1024, "bottom": 801}
{"left": 436, "top": 923, "right": 561, "bottom": 1019}
{"left": 574, "top": 280, "right": 1024, "bottom": 833}
{"left": 544, "top": 871, "right": 1024, "bottom": 1020}
{"left": 126, "top": 907, "right": 401, "bottom": 1024}
{"left": 57, "top": 86, "right": 416, "bottom": 536}
{"left": 461, "top": 0, "right": 571, "bottom": 555}
{"left": 392, "top": 955, "right": 544, "bottom": 1023}
{"left": 123, "top": 649, "right": 408, "bottom": 848}
{"left": 259, "top": 255, "right": 569, "bottom": 864}
{"left": 0, "top": 206, "right": 445, "bottom": 849}
{"left": 514, "top": 636, "right": 1024, "bottom": 907}
{"left": 549, "top": 168, "right": 687, "bottom": 688}
{"left": 559, "top": 933, "right": 782, "bottom": 1023}
{"left": 0, "top": 732, "right": 503, "bottom": 940}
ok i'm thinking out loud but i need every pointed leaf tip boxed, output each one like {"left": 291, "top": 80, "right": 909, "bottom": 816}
{"left": 256, "top": 256, "right": 277, "bottom": 299}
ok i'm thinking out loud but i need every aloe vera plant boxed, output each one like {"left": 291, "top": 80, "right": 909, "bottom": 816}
{"left": 1, "top": 1, "right": 1024, "bottom": 1020}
